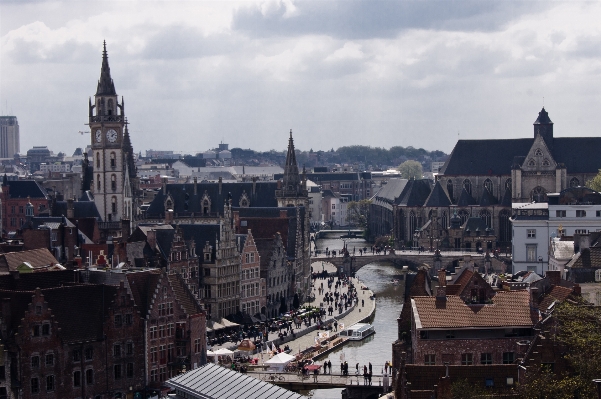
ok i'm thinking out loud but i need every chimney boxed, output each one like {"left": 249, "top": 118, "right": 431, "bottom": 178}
{"left": 193, "top": 177, "right": 198, "bottom": 196}
{"left": 546, "top": 270, "right": 561, "bottom": 287}
{"left": 218, "top": 177, "right": 222, "bottom": 195}
{"left": 162, "top": 177, "right": 167, "bottom": 195}
{"left": 436, "top": 268, "right": 447, "bottom": 301}
{"left": 67, "top": 198, "right": 74, "bottom": 219}
{"left": 147, "top": 230, "right": 157, "bottom": 250}
{"left": 529, "top": 286, "right": 539, "bottom": 305}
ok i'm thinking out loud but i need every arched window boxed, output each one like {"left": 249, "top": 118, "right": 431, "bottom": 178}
{"left": 111, "top": 174, "right": 117, "bottom": 191}
{"left": 499, "top": 210, "right": 511, "bottom": 243}
{"left": 542, "top": 159, "right": 550, "bottom": 166}
{"left": 409, "top": 211, "right": 417, "bottom": 242}
{"left": 97, "top": 175, "right": 101, "bottom": 191}
{"left": 570, "top": 177, "right": 580, "bottom": 187}
{"left": 463, "top": 179, "right": 472, "bottom": 195}
{"left": 531, "top": 186, "right": 547, "bottom": 202}
{"left": 483, "top": 178, "right": 493, "bottom": 194}
{"left": 479, "top": 209, "right": 492, "bottom": 229}
{"left": 527, "top": 159, "right": 535, "bottom": 167}
{"left": 110, "top": 152, "right": 116, "bottom": 168}
{"left": 458, "top": 209, "right": 470, "bottom": 225}
{"left": 534, "top": 148, "right": 543, "bottom": 156}
{"left": 107, "top": 99, "right": 113, "bottom": 116}
{"left": 441, "top": 211, "right": 448, "bottom": 230}
{"left": 111, "top": 197, "right": 117, "bottom": 214}
{"left": 96, "top": 153, "right": 100, "bottom": 169}
{"left": 447, "top": 180, "right": 454, "bottom": 200}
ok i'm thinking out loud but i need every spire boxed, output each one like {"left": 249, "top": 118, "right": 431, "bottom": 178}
{"left": 534, "top": 107, "right": 552, "bottom": 125}
{"left": 282, "top": 129, "right": 301, "bottom": 194}
{"left": 122, "top": 121, "right": 136, "bottom": 179}
{"left": 96, "top": 41, "right": 117, "bottom": 96}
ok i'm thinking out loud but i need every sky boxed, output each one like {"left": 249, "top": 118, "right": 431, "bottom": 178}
{"left": 1, "top": 1, "right": 601, "bottom": 156}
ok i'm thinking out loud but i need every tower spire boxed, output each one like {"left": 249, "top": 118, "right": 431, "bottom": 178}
{"left": 96, "top": 41, "right": 116, "bottom": 96}
{"left": 282, "top": 129, "right": 301, "bottom": 194}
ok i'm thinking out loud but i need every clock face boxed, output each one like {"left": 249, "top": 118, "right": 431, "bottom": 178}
{"left": 106, "top": 129, "right": 118, "bottom": 143}
{"left": 95, "top": 130, "right": 102, "bottom": 143}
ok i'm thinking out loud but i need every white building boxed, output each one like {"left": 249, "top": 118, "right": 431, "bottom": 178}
{"left": 510, "top": 187, "right": 601, "bottom": 274}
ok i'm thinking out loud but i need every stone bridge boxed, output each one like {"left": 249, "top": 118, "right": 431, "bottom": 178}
{"left": 312, "top": 251, "right": 485, "bottom": 276}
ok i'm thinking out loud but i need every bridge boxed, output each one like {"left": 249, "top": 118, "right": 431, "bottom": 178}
{"left": 314, "top": 229, "right": 365, "bottom": 240}
{"left": 311, "top": 250, "right": 485, "bottom": 274}
{"left": 250, "top": 371, "right": 391, "bottom": 399}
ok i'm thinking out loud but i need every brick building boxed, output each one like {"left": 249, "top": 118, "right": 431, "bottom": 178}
{"left": 1, "top": 180, "right": 50, "bottom": 235}
{"left": 237, "top": 230, "right": 265, "bottom": 318}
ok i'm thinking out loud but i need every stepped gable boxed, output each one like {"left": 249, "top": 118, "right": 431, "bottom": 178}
{"left": 412, "top": 290, "right": 535, "bottom": 329}
{"left": 500, "top": 187, "right": 512, "bottom": 207}
{"left": 0, "top": 270, "right": 77, "bottom": 291}
{"left": 423, "top": 180, "right": 451, "bottom": 207}
{"left": 39, "top": 284, "right": 118, "bottom": 343}
{"left": 478, "top": 187, "right": 498, "bottom": 206}
{"left": 456, "top": 187, "right": 476, "bottom": 206}
{"left": 0, "top": 290, "right": 40, "bottom": 333}
{"left": 395, "top": 179, "right": 433, "bottom": 207}
{"left": 167, "top": 273, "right": 202, "bottom": 316}
{"left": 145, "top": 181, "right": 278, "bottom": 218}
{"left": 125, "top": 270, "right": 161, "bottom": 317}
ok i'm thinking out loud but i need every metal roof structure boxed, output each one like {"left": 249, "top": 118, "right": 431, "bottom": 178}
{"left": 165, "top": 363, "right": 307, "bottom": 399}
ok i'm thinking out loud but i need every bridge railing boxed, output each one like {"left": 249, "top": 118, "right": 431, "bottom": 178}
{"left": 247, "top": 368, "right": 394, "bottom": 387}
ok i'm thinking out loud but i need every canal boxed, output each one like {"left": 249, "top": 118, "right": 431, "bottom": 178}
{"left": 304, "top": 235, "right": 406, "bottom": 398}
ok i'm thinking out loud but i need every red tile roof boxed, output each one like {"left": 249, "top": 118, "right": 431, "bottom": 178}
{"left": 538, "top": 285, "right": 573, "bottom": 311}
{"left": 1, "top": 248, "right": 58, "bottom": 272}
{"left": 412, "top": 290, "right": 535, "bottom": 329}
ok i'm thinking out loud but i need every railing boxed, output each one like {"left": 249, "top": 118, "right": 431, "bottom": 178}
{"left": 98, "top": 222, "right": 121, "bottom": 230}
{"left": 248, "top": 370, "right": 393, "bottom": 388}
{"left": 89, "top": 115, "right": 124, "bottom": 123}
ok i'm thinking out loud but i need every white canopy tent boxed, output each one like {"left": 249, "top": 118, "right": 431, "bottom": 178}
{"left": 264, "top": 352, "right": 295, "bottom": 372}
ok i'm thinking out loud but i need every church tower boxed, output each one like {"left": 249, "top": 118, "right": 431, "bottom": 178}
{"left": 88, "top": 42, "right": 127, "bottom": 222}
{"left": 276, "top": 129, "right": 308, "bottom": 207}
{"left": 534, "top": 107, "right": 554, "bottom": 151}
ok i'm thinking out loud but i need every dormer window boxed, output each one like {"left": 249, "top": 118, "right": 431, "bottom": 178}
{"left": 534, "top": 148, "right": 543, "bottom": 156}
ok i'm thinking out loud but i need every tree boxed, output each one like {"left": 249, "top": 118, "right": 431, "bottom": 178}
{"left": 346, "top": 200, "right": 371, "bottom": 228}
{"left": 397, "top": 160, "right": 423, "bottom": 180}
{"left": 586, "top": 169, "right": 601, "bottom": 192}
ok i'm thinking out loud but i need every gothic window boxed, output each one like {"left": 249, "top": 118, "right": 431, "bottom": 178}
{"left": 458, "top": 209, "right": 470, "bottom": 225}
{"left": 483, "top": 178, "right": 493, "bottom": 194}
{"left": 111, "top": 174, "right": 117, "bottom": 191}
{"left": 534, "top": 148, "right": 543, "bottom": 156}
{"left": 409, "top": 211, "right": 417, "bottom": 242}
{"left": 239, "top": 191, "right": 250, "bottom": 208}
{"left": 441, "top": 211, "right": 448, "bottom": 230}
{"left": 107, "top": 99, "right": 114, "bottom": 116}
{"left": 110, "top": 152, "right": 116, "bottom": 168}
{"left": 479, "top": 210, "right": 492, "bottom": 229}
{"left": 527, "top": 158, "right": 536, "bottom": 167}
{"left": 531, "top": 186, "right": 547, "bottom": 202}
{"left": 97, "top": 175, "right": 101, "bottom": 191}
{"left": 499, "top": 210, "right": 511, "bottom": 243}
{"left": 201, "top": 192, "right": 211, "bottom": 215}
{"left": 96, "top": 153, "right": 100, "bottom": 168}
{"left": 570, "top": 177, "right": 580, "bottom": 187}
{"left": 447, "top": 180, "right": 454, "bottom": 200}
{"left": 111, "top": 197, "right": 117, "bottom": 214}
{"left": 505, "top": 178, "right": 512, "bottom": 192}
{"left": 463, "top": 179, "right": 472, "bottom": 195}
{"left": 542, "top": 159, "right": 550, "bottom": 166}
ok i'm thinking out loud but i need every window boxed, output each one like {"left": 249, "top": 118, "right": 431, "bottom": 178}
{"left": 31, "top": 378, "right": 39, "bottom": 393}
{"left": 480, "top": 353, "right": 493, "bottom": 365}
{"left": 111, "top": 196, "right": 117, "bottom": 213}
{"left": 73, "top": 371, "right": 81, "bottom": 387}
{"left": 32, "top": 325, "right": 40, "bottom": 337}
{"left": 31, "top": 356, "right": 39, "bottom": 368}
{"left": 577, "top": 210, "right": 586, "bottom": 217}
{"left": 127, "top": 362, "right": 134, "bottom": 378}
{"left": 125, "top": 314, "right": 132, "bottom": 325}
{"left": 126, "top": 342, "right": 133, "bottom": 356}
{"left": 150, "top": 326, "right": 157, "bottom": 339}
{"left": 110, "top": 152, "right": 116, "bottom": 168}
{"left": 85, "top": 347, "right": 94, "bottom": 360}
{"left": 194, "top": 339, "right": 201, "bottom": 353}
{"left": 483, "top": 178, "right": 493, "bottom": 194}
{"left": 445, "top": 330, "right": 455, "bottom": 339}
{"left": 114, "top": 314, "right": 122, "bottom": 327}
{"left": 503, "top": 352, "right": 515, "bottom": 364}
{"left": 35, "top": 305, "right": 42, "bottom": 315}
{"left": 150, "top": 347, "right": 157, "bottom": 362}
{"left": 332, "top": 204, "right": 336, "bottom": 210}
{"left": 151, "top": 369, "right": 158, "bottom": 382}
{"left": 111, "top": 174, "right": 117, "bottom": 191}
{"left": 86, "top": 369, "right": 94, "bottom": 385}
{"left": 45, "top": 353, "right": 54, "bottom": 366}
{"left": 526, "top": 244, "right": 537, "bottom": 262}
{"left": 424, "top": 354, "right": 435, "bottom": 365}
{"left": 527, "top": 229, "right": 536, "bottom": 238}
{"left": 46, "top": 375, "right": 55, "bottom": 391}
{"left": 114, "top": 364, "right": 122, "bottom": 380}
{"left": 97, "top": 175, "right": 101, "bottom": 191}
{"left": 597, "top": 210, "right": 601, "bottom": 217}
{"left": 575, "top": 229, "right": 588, "bottom": 235}
{"left": 113, "top": 344, "right": 121, "bottom": 357}
{"left": 463, "top": 179, "right": 472, "bottom": 195}
{"left": 570, "top": 177, "right": 580, "bottom": 187}
{"left": 556, "top": 210, "right": 566, "bottom": 217}
{"left": 73, "top": 349, "right": 81, "bottom": 362}
{"left": 168, "top": 323, "right": 174, "bottom": 337}
{"left": 461, "top": 353, "right": 473, "bottom": 365}
{"left": 595, "top": 269, "right": 601, "bottom": 282}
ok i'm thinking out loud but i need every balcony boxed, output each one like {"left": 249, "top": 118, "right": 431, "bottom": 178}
{"left": 90, "top": 115, "right": 123, "bottom": 123}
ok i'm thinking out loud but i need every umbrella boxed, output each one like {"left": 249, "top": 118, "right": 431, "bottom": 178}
{"left": 237, "top": 339, "right": 256, "bottom": 352}
{"left": 214, "top": 348, "right": 234, "bottom": 356}
{"left": 207, "top": 350, "right": 216, "bottom": 356}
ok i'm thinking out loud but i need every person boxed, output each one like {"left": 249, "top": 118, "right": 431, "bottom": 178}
{"left": 355, "top": 363, "right": 359, "bottom": 375}
{"left": 328, "top": 360, "right": 332, "bottom": 374}
{"left": 363, "top": 367, "right": 368, "bottom": 385}
{"left": 384, "top": 361, "right": 388, "bottom": 374}
{"left": 368, "top": 362, "right": 372, "bottom": 375}
{"left": 334, "top": 320, "right": 338, "bottom": 331}
{"left": 313, "top": 368, "right": 319, "bottom": 382}
{"left": 368, "top": 371, "right": 372, "bottom": 385}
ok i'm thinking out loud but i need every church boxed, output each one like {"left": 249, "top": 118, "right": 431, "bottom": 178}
{"left": 373, "top": 108, "right": 601, "bottom": 251}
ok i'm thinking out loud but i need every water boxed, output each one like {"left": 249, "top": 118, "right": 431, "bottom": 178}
{"left": 303, "top": 236, "right": 405, "bottom": 398}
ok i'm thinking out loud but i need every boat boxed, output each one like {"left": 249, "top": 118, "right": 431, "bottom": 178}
{"left": 338, "top": 323, "right": 375, "bottom": 341}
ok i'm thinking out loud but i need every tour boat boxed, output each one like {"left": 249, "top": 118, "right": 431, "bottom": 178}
{"left": 339, "top": 323, "right": 375, "bottom": 341}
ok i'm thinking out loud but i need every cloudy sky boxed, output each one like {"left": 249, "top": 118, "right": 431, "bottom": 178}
{"left": 1, "top": 0, "right": 601, "bottom": 156}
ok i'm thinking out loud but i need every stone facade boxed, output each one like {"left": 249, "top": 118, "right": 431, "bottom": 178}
{"left": 238, "top": 230, "right": 265, "bottom": 317}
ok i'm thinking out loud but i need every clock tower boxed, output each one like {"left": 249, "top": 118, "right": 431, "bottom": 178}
{"left": 88, "top": 42, "right": 127, "bottom": 223}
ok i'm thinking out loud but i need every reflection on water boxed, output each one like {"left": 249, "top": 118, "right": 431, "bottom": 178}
{"left": 305, "top": 236, "right": 405, "bottom": 398}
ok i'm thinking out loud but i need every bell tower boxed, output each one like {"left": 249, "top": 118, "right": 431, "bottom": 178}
{"left": 88, "top": 41, "right": 126, "bottom": 222}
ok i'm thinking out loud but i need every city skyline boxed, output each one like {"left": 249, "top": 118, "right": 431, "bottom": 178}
{"left": 2, "top": 1, "right": 601, "bottom": 154}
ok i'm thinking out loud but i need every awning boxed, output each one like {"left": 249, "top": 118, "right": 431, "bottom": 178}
{"left": 220, "top": 318, "right": 240, "bottom": 328}
{"left": 207, "top": 320, "right": 226, "bottom": 331}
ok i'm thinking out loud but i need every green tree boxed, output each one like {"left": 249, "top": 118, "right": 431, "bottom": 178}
{"left": 586, "top": 169, "right": 601, "bottom": 192}
{"left": 346, "top": 199, "right": 371, "bottom": 228}
{"left": 397, "top": 160, "right": 423, "bottom": 180}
